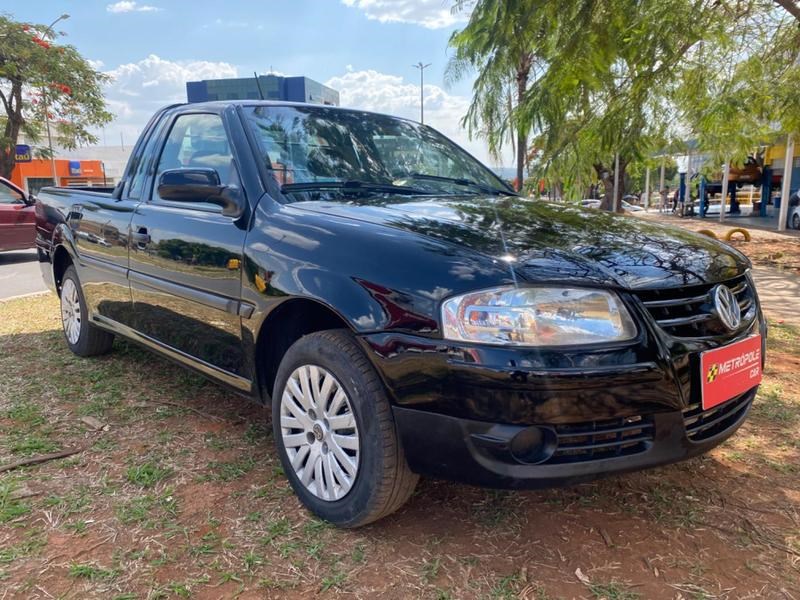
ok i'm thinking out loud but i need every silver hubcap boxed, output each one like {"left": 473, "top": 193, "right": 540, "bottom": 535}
{"left": 280, "top": 365, "right": 360, "bottom": 501}
{"left": 60, "top": 279, "right": 81, "bottom": 345}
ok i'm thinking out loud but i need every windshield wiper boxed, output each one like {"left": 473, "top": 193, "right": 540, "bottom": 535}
{"left": 406, "top": 173, "right": 517, "bottom": 196}
{"left": 281, "top": 180, "right": 427, "bottom": 196}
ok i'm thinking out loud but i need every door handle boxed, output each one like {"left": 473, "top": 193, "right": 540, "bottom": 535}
{"left": 131, "top": 227, "right": 150, "bottom": 249}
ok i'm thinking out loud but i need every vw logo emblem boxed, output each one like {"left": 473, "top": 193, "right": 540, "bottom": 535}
{"left": 712, "top": 285, "right": 741, "bottom": 330}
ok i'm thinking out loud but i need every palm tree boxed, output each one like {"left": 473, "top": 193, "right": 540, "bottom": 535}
{"left": 446, "top": 0, "right": 538, "bottom": 191}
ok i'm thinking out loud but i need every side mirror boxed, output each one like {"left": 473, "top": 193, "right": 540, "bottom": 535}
{"left": 157, "top": 168, "right": 244, "bottom": 218}
{"left": 25, "top": 194, "right": 37, "bottom": 206}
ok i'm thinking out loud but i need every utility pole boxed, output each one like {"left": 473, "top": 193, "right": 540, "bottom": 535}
{"left": 412, "top": 62, "right": 431, "bottom": 124}
{"left": 644, "top": 168, "right": 650, "bottom": 210}
{"left": 41, "top": 13, "right": 70, "bottom": 186}
{"left": 659, "top": 156, "right": 666, "bottom": 212}
{"left": 778, "top": 133, "right": 795, "bottom": 232}
{"left": 719, "top": 160, "right": 730, "bottom": 223}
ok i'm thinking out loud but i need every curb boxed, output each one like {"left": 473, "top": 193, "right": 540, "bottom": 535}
{"left": 0, "top": 290, "right": 53, "bottom": 303}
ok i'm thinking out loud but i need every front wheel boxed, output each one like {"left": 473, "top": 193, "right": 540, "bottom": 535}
{"left": 793, "top": 213, "right": 800, "bottom": 230}
{"left": 60, "top": 266, "right": 115, "bottom": 357}
{"left": 272, "top": 330, "right": 418, "bottom": 527}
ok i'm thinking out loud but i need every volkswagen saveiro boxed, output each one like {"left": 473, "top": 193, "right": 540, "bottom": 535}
{"left": 35, "top": 101, "right": 766, "bottom": 527}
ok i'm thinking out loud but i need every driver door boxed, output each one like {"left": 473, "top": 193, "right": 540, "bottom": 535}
{"left": 128, "top": 111, "right": 251, "bottom": 387}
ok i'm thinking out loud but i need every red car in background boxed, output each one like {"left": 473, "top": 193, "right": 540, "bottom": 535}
{"left": 0, "top": 177, "right": 36, "bottom": 252}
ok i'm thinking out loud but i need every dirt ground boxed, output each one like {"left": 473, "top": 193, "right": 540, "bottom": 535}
{"left": 635, "top": 212, "right": 800, "bottom": 277}
{"left": 1, "top": 230, "right": 799, "bottom": 598}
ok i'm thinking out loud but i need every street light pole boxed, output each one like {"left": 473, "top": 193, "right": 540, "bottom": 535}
{"left": 41, "top": 14, "right": 69, "bottom": 187}
{"left": 412, "top": 62, "right": 431, "bottom": 124}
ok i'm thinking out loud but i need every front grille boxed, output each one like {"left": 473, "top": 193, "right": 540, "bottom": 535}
{"left": 682, "top": 391, "right": 753, "bottom": 441}
{"left": 636, "top": 274, "right": 755, "bottom": 338}
{"left": 546, "top": 415, "right": 654, "bottom": 464}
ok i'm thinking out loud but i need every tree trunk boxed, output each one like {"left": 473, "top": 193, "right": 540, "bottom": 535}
{"left": 594, "top": 157, "right": 628, "bottom": 212}
{"left": 514, "top": 55, "right": 532, "bottom": 192}
{"left": 0, "top": 81, "right": 23, "bottom": 180}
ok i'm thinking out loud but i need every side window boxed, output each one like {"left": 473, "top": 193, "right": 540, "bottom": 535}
{"left": 153, "top": 113, "right": 236, "bottom": 204}
{"left": 126, "top": 120, "right": 167, "bottom": 200}
{"left": 0, "top": 181, "right": 24, "bottom": 204}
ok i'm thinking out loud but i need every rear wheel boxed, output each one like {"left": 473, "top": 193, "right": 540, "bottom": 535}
{"left": 793, "top": 212, "right": 800, "bottom": 230}
{"left": 272, "top": 329, "right": 418, "bottom": 527}
{"left": 60, "top": 266, "right": 114, "bottom": 357}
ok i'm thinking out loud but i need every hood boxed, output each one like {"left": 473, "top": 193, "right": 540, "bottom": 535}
{"left": 292, "top": 196, "right": 748, "bottom": 290}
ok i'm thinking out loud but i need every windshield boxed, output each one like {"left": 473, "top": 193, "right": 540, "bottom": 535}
{"left": 244, "top": 105, "right": 512, "bottom": 200}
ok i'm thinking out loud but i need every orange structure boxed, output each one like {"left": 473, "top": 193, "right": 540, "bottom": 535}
{"left": 10, "top": 159, "right": 107, "bottom": 195}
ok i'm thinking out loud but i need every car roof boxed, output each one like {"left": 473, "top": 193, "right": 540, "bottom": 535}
{"left": 173, "top": 100, "right": 418, "bottom": 123}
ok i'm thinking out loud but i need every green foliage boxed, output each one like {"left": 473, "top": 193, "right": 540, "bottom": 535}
{"left": 0, "top": 15, "right": 112, "bottom": 177}
{"left": 676, "top": 2, "right": 800, "bottom": 163}
{"left": 447, "top": 1, "right": 540, "bottom": 186}
{"left": 452, "top": 0, "right": 800, "bottom": 203}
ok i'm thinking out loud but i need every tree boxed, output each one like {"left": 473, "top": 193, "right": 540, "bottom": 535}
{"left": 517, "top": 0, "right": 732, "bottom": 210}
{"left": 0, "top": 15, "right": 111, "bottom": 179}
{"left": 446, "top": 0, "right": 539, "bottom": 191}
{"left": 675, "top": 1, "right": 800, "bottom": 165}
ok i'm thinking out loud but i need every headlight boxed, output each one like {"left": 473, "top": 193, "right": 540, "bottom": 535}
{"left": 441, "top": 286, "right": 637, "bottom": 346}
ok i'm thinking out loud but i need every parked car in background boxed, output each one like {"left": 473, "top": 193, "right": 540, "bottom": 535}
{"left": 787, "top": 191, "right": 800, "bottom": 230}
{"left": 0, "top": 177, "right": 36, "bottom": 252}
{"left": 36, "top": 101, "right": 766, "bottom": 527}
{"left": 581, "top": 198, "right": 601, "bottom": 209}
{"left": 622, "top": 200, "right": 644, "bottom": 212}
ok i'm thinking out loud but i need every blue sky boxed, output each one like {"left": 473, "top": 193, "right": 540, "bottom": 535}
{"left": 11, "top": 1, "right": 506, "bottom": 165}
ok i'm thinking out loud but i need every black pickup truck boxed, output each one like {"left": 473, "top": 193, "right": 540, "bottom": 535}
{"left": 36, "top": 101, "right": 766, "bottom": 527}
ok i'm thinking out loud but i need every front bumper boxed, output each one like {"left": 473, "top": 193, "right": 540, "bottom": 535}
{"left": 392, "top": 388, "right": 755, "bottom": 488}
{"left": 358, "top": 294, "right": 766, "bottom": 489}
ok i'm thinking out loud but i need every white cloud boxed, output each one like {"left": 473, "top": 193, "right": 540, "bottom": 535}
{"left": 341, "top": 0, "right": 467, "bottom": 29}
{"left": 203, "top": 18, "right": 264, "bottom": 30}
{"left": 106, "top": 1, "right": 161, "bottom": 13}
{"left": 326, "top": 68, "right": 498, "bottom": 165}
{"left": 99, "top": 54, "right": 237, "bottom": 145}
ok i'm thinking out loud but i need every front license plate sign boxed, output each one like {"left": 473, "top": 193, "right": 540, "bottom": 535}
{"left": 700, "top": 334, "right": 762, "bottom": 410}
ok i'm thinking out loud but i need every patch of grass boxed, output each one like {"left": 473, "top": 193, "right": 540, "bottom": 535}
{"left": 261, "top": 517, "right": 292, "bottom": 544}
{"left": 0, "top": 529, "right": 45, "bottom": 564}
{"left": 351, "top": 543, "right": 365, "bottom": 564}
{"left": 9, "top": 433, "right": 59, "bottom": 456}
{"left": 204, "top": 433, "right": 234, "bottom": 450}
{"left": 489, "top": 573, "right": 522, "bottom": 599}
{"left": 243, "top": 550, "right": 263, "bottom": 572}
{"left": 244, "top": 422, "right": 270, "bottom": 445}
{"left": 422, "top": 557, "right": 442, "bottom": 584}
{"left": 755, "top": 384, "right": 797, "bottom": 424}
{"left": 766, "top": 322, "right": 800, "bottom": 355}
{"left": 126, "top": 461, "right": 173, "bottom": 487}
{"left": 0, "top": 483, "right": 31, "bottom": 524}
{"left": 588, "top": 581, "right": 642, "bottom": 600}
{"left": 68, "top": 562, "right": 118, "bottom": 581}
{"left": 320, "top": 571, "right": 346, "bottom": 592}
{"left": 116, "top": 491, "right": 178, "bottom": 527}
{"left": 219, "top": 571, "right": 243, "bottom": 584}
{"left": 65, "top": 520, "right": 88, "bottom": 535}
{"left": 201, "top": 456, "right": 258, "bottom": 482}
{"left": 5, "top": 401, "right": 44, "bottom": 426}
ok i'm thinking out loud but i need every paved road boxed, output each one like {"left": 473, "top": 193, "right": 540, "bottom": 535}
{"left": 0, "top": 250, "right": 49, "bottom": 300}
{"left": 751, "top": 267, "right": 800, "bottom": 327}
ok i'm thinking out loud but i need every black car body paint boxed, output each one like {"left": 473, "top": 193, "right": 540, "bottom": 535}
{"left": 35, "top": 101, "right": 766, "bottom": 490}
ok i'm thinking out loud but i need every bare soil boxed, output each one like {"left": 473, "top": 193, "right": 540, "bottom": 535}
{"left": 1, "top": 267, "right": 798, "bottom": 598}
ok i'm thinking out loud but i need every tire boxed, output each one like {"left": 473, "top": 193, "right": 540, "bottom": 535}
{"left": 271, "top": 329, "right": 418, "bottom": 527}
{"left": 59, "top": 265, "right": 115, "bottom": 357}
{"left": 793, "top": 213, "right": 800, "bottom": 231}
